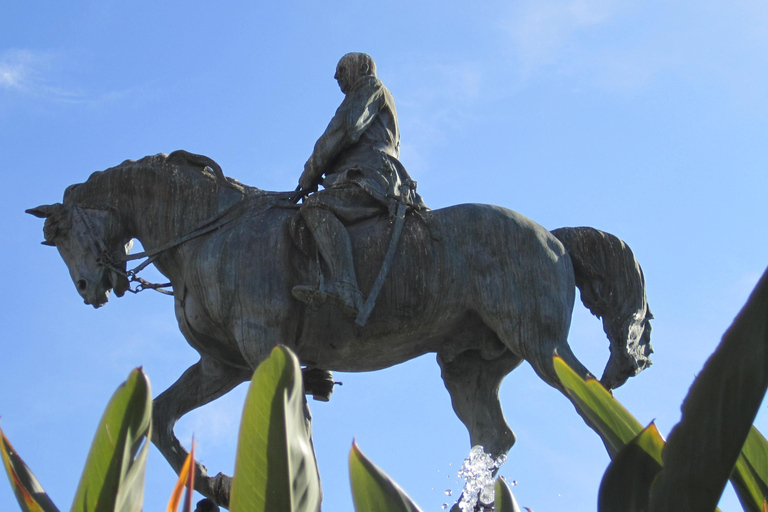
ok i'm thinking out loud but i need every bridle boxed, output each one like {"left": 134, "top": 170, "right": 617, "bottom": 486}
{"left": 70, "top": 203, "right": 173, "bottom": 295}
{"left": 71, "top": 191, "right": 298, "bottom": 296}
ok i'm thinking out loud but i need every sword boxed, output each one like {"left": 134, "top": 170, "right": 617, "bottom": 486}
{"left": 355, "top": 202, "right": 408, "bottom": 327}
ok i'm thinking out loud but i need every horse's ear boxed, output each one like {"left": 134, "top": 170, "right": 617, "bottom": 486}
{"left": 26, "top": 204, "right": 62, "bottom": 218}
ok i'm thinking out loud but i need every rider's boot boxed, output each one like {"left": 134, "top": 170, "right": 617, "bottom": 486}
{"left": 292, "top": 208, "right": 364, "bottom": 317}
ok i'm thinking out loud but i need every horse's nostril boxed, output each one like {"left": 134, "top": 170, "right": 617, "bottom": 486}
{"left": 77, "top": 279, "right": 87, "bottom": 292}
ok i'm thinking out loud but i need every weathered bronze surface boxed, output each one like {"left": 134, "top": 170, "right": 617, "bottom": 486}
{"left": 27, "top": 52, "right": 652, "bottom": 512}
{"left": 28, "top": 148, "right": 652, "bottom": 507}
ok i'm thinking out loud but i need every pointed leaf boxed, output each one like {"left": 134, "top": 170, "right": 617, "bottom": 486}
{"left": 70, "top": 367, "right": 152, "bottom": 512}
{"left": 598, "top": 422, "right": 664, "bottom": 512}
{"left": 229, "top": 345, "right": 321, "bottom": 512}
{"left": 167, "top": 444, "right": 195, "bottom": 512}
{"left": 349, "top": 441, "right": 423, "bottom": 512}
{"left": 731, "top": 426, "right": 768, "bottom": 512}
{"left": 494, "top": 476, "right": 522, "bottom": 512}
{"left": 649, "top": 267, "right": 768, "bottom": 512}
{"left": 182, "top": 442, "right": 195, "bottom": 512}
{"left": 553, "top": 355, "right": 644, "bottom": 457}
{"left": 0, "top": 425, "right": 60, "bottom": 512}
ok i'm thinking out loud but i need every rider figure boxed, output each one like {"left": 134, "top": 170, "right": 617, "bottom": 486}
{"left": 292, "top": 52, "right": 426, "bottom": 317}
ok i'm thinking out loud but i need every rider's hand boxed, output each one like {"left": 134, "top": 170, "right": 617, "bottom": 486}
{"left": 299, "top": 160, "right": 317, "bottom": 191}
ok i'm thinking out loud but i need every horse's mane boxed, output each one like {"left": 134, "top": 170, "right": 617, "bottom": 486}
{"left": 64, "top": 150, "right": 265, "bottom": 205}
{"left": 165, "top": 150, "right": 253, "bottom": 194}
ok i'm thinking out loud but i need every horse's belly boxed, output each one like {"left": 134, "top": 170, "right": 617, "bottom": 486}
{"left": 297, "top": 322, "right": 441, "bottom": 371}
{"left": 296, "top": 294, "right": 479, "bottom": 371}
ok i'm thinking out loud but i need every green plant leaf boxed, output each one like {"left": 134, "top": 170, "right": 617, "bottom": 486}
{"left": 112, "top": 429, "right": 150, "bottom": 512}
{"left": 598, "top": 422, "right": 664, "bottom": 512}
{"left": 494, "top": 476, "right": 522, "bottom": 512}
{"left": 731, "top": 426, "right": 768, "bottom": 512}
{"left": 648, "top": 267, "right": 768, "bottom": 512}
{"left": 348, "top": 441, "right": 423, "bottom": 512}
{"left": 70, "top": 367, "right": 152, "bottom": 512}
{"left": 0, "top": 425, "right": 60, "bottom": 512}
{"left": 553, "top": 355, "right": 644, "bottom": 458}
{"left": 229, "top": 345, "right": 321, "bottom": 512}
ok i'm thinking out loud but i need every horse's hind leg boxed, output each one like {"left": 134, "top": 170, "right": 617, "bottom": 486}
{"left": 152, "top": 356, "right": 251, "bottom": 508}
{"left": 438, "top": 349, "right": 523, "bottom": 458}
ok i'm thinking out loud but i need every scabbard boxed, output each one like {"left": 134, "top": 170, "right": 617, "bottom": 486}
{"left": 355, "top": 202, "right": 408, "bottom": 327}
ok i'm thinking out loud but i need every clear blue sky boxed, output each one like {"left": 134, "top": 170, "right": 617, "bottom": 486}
{"left": 2, "top": 1, "right": 767, "bottom": 511}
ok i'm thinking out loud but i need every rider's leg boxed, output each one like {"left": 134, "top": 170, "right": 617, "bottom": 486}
{"left": 292, "top": 187, "right": 381, "bottom": 316}
{"left": 295, "top": 205, "right": 362, "bottom": 316}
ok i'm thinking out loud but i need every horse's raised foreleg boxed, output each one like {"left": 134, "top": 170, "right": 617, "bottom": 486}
{"left": 152, "top": 357, "right": 251, "bottom": 508}
{"left": 438, "top": 349, "right": 523, "bottom": 458}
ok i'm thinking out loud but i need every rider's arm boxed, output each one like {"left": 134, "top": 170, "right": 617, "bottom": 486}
{"left": 300, "top": 80, "right": 384, "bottom": 189}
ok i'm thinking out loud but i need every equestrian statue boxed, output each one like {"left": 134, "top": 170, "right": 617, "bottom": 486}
{"left": 27, "top": 53, "right": 653, "bottom": 509}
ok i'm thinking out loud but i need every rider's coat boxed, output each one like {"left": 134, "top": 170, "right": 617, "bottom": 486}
{"left": 304, "top": 75, "right": 426, "bottom": 212}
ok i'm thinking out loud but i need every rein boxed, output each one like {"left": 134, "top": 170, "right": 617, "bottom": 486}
{"left": 77, "top": 191, "right": 298, "bottom": 296}
{"left": 73, "top": 203, "right": 175, "bottom": 295}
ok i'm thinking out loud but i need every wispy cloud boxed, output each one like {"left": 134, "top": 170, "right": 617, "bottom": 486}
{"left": 499, "top": 0, "right": 768, "bottom": 102}
{"left": 0, "top": 48, "right": 142, "bottom": 106}
{"left": 1, "top": 49, "right": 46, "bottom": 92}
{"left": 499, "top": 0, "right": 680, "bottom": 93}
{"left": 503, "top": 0, "right": 620, "bottom": 71}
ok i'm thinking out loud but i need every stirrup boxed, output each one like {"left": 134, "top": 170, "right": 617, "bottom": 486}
{"left": 324, "top": 281, "right": 363, "bottom": 318}
{"left": 291, "top": 285, "right": 327, "bottom": 311}
{"left": 292, "top": 282, "right": 362, "bottom": 318}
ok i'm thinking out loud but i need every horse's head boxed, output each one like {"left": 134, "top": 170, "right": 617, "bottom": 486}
{"left": 27, "top": 201, "right": 133, "bottom": 308}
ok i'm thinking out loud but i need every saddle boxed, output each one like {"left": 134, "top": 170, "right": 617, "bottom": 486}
{"left": 288, "top": 201, "right": 439, "bottom": 258}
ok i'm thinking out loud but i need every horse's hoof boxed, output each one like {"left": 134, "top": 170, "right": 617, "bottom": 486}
{"left": 194, "top": 498, "right": 220, "bottom": 512}
{"left": 198, "top": 472, "right": 232, "bottom": 509}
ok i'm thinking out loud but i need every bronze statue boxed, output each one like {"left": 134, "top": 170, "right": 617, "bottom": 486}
{"left": 28, "top": 149, "right": 652, "bottom": 508}
{"left": 293, "top": 52, "right": 425, "bottom": 317}
{"left": 27, "top": 53, "right": 653, "bottom": 512}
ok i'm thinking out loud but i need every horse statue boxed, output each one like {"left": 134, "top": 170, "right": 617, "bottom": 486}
{"left": 27, "top": 150, "right": 653, "bottom": 508}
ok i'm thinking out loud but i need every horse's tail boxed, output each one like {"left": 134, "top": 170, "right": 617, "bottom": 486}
{"left": 551, "top": 227, "right": 654, "bottom": 391}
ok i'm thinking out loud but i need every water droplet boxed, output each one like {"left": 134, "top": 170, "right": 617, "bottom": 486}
{"left": 454, "top": 446, "right": 508, "bottom": 512}
{"left": 480, "top": 483, "right": 495, "bottom": 505}
{"left": 442, "top": 504, "right": 449, "bottom": 510}
{"left": 445, "top": 489, "right": 453, "bottom": 496}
